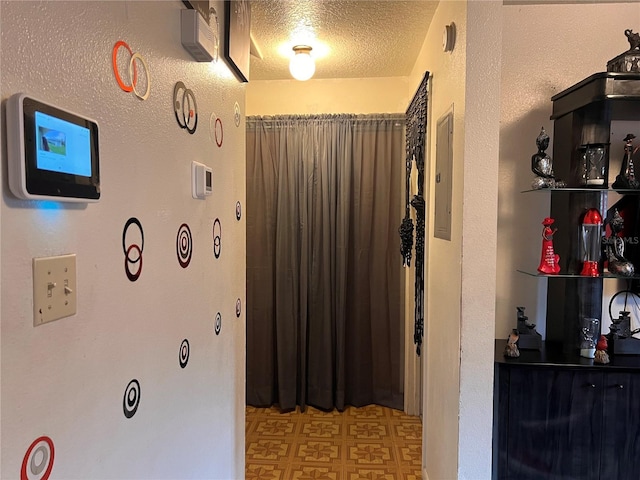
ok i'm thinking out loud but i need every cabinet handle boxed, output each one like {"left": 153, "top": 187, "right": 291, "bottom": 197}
{"left": 588, "top": 383, "right": 596, "bottom": 388}
{"left": 617, "top": 384, "right": 624, "bottom": 390}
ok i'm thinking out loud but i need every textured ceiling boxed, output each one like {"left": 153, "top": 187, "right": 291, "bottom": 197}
{"left": 249, "top": 0, "right": 439, "bottom": 81}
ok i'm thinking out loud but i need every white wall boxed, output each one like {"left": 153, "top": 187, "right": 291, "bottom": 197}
{"left": 0, "top": 2, "right": 246, "bottom": 479}
{"left": 406, "top": 1, "right": 467, "bottom": 478}
{"left": 246, "top": 76, "right": 411, "bottom": 115}
{"left": 498, "top": 2, "right": 640, "bottom": 339}
{"left": 458, "top": 3, "right": 502, "bottom": 478}
{"left": 407, "top": 1, "right": 501, "bottom": 478}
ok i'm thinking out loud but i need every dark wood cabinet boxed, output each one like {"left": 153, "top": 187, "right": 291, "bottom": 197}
{"left": 494, "top": 350, "right": 640, "bottom": 480}
{"left": 505, "top": 368, "right": 602, "bottom": 480}
{"left": 600, "top": 372, "right": 640, "bottom": 480}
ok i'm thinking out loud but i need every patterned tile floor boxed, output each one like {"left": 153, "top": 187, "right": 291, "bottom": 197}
{"left": 246, "top": 404, "right": 422, "bottom": 480}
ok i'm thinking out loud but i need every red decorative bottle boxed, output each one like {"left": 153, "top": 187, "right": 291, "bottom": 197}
{"left": 538, "top": 217, "right": 561, "bottom": 274}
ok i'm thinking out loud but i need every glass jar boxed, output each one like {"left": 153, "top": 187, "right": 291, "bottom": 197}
{"left": 579, "top": 143, "right": 609, "bottom": 187}
{"left": 580, "top": 317, "right": 600, "bottom": 358}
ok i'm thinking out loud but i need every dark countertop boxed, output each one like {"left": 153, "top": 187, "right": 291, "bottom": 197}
{"left": 495, "top": 339, "right": 640, "bottom": 371}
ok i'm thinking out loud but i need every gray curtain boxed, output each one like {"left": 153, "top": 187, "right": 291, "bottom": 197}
{"left": 246, "top": 114, "right": 404, "bottom": 412}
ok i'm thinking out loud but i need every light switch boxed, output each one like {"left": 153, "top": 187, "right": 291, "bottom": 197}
{"left": 33, "top": 254, "right": 77, "bottom": 326}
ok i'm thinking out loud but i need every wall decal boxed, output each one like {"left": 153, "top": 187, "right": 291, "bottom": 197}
{"left": 123, "top": 379, "right": 141, "bottom": 418}
{"left": 235, "top": 298, "right": 241, "bottom": 318}
{"left": 215, "top": 117, "right": 223, "bottom": 146}
{"left": 21, "top": 436, "right": 54, "bottom": 480}
{"left": 215, "top": 312, "right": 222, "bottom": 335}
{"left": 112, "top": 40, "right": 151, "bottom": 101}
{"left": 173, "top": 81, "right": 198, "bottom": 134}
{"left": 176, "top": 223, "right": 193, "bottom": 268}
{"left": 179, "top": 339, "right": 190, "bottom": 368}
{"left": 234, "top": 102, "right": 241, "bottom": 127}
{"left": 122, "top": 217, "right": 144, "bottom": 282}
{"left": 209, "top": 112, "right": 223, "bottom": 147}
{"left": 213, "top": 218, "right": 221, "bottom": 258}
{"left": 235, "top": 201, "right": 241, "bottom": 221}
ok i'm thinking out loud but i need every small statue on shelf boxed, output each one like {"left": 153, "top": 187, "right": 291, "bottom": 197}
{"left": 612, "top": 134, "right": 640, "bottom": 190}
{"left": 627, "top": 29, "right": 640, "bottom": 51}
{"left": 516, "top": 306, "right": 542, "bottom": 350}
{"left": 605, "top": 209, "right": 635, "bottom": 276}
{"left": 531, "top": 127, "right": 565, "bottom": 190}
{"left": 504, "top": 329, "right": 520, "bottom": 358}
{"left": 538, "top": 217, "right": 561, "bottom": 274}
{"left": 608, "top": 29, "right": 640, "bottom": 73}
{"left": 594, "top": 335, "right": 610, "bottom": 364}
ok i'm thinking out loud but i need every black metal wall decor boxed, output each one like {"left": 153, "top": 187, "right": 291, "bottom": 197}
{"left": 399, "top": 71, "right": 429, "bottom": 356}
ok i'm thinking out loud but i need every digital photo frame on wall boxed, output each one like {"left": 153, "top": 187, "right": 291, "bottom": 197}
{"left": 224, "top": 0, "right": 251, "bottom": 82}
{"left": 6, "top": 93, "right": 100, "bottom": 202}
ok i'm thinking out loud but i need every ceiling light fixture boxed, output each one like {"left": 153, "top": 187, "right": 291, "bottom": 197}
{"left": 289, "top": 45, "right": 315, "bottom": 81}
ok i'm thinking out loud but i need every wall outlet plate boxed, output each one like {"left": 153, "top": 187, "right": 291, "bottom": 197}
{"left": 33, "top": 254, "right": 77, "bottom": 326}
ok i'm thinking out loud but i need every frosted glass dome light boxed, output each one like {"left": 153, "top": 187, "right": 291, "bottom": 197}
{"left": 289, "top": 45, "right": 315, "bottom": 81}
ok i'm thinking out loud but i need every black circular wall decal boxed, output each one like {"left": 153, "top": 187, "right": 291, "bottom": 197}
{"left": 215, "top": 117, "right": 223, "bottom": 147}
{"left": 176, "top": 223, "right": 193, "bottom": 268}
{"left": 209, "top": 112, "right": 224, "bottom": 147}
{"left": 122, "top": 217, "right": 144, "bottom": 282}
{"left": 235, "top": 201, "right": 242, "bottom": 221}
{"left": 234, "top": 101, "right": 241, "bottom": 127}
{"left": 179, "top": 339, "right": 190, "bottom": 368}
{"left": 213, "top": 218, "right": 221, "bottom": 259}
{"left": 215, "top": 312, "right": 222, "bottom": 335}
{"left": 173, "top": 81, "right": 198, "bottom": 134}
{"left": 123, "top": 379, "right": 141, "bottom": 419}
{"left": 21, "top": 436, "right": 54, "bottom": 480}
{"left": 236, "top": 298, "right": 241, "bottom": 318}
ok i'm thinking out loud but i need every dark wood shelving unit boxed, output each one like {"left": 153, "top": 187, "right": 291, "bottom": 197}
{"left": 493, "top": 73, "right": 640, "bottom": 480}
{"left": 547, "top": 72, "right": 640, "bottom": 351}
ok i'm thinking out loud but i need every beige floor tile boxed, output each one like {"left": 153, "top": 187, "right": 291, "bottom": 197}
{"left": 246, "top": 404, "right": 421, "bottom": 478}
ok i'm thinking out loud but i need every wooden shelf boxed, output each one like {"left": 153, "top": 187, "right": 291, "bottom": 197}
{"left": 550, "top": 72, "right": 640, "bottom": 120}
{"left": 495, "top": 339, "right": 640, "bottom": 370}
{"left": 521, "top": 188, "right": 640, "bottom": 194}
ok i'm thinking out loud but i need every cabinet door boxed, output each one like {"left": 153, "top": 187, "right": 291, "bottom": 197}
{"left": 600, "top": 372, "right": 640, "bottom": 480}
{"left": 506, "top": 368, "right": 603, "bottom": 480}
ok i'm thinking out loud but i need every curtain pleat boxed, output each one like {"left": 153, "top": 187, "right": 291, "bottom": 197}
{"left": 246, "top": 114, "right": 405, "bottom": 412}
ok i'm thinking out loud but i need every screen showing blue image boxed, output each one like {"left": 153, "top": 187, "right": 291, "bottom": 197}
{"left": 35, "top": 111, "right": 91, "bottom": 177}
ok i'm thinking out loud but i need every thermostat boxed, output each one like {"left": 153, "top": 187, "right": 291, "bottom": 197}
{"left": 192, "top": 161, "right": 212, "bottom": 199}
{"left": 6, "top": 93, "right": 100, "bottom": 202}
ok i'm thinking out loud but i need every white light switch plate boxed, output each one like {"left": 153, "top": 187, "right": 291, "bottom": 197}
{"left": 33, "top": 254, "right": 77, "bottom": 326}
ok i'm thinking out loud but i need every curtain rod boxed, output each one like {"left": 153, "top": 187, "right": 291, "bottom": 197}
{"left": 247, "top": 114, "right": 405, "bottom": 123}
